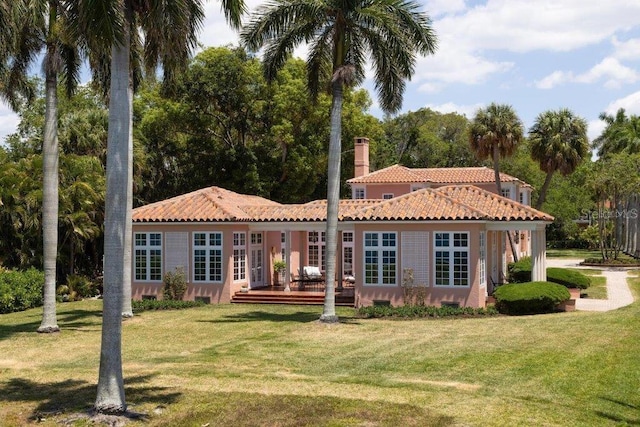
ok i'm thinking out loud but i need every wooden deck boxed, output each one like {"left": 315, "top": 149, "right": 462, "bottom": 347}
{"left": 231, "top": 284, "right": 355, "bottom": 306}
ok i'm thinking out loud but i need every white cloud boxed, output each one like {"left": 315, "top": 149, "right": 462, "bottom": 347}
{"left": 575, "top": 57, "right": 640, "bottom": 88}
{"left": 612, "top": 36, "right": 640, "bottom": 61}
{"left": 535, "top": 58, "right": 640, "bottom": 89}
{"left": 425, "top": 101, "right": 484, "bottom": 119}
{"left": 602, "top": 90, "right": 640, "bottom": 116}
{"left": 587, "top": 118, "right": 605, "bottom": 145}
{"left": 535, "top": 71, "right": 573, "bottom": 89}
{"left": 437, "top": 0, "right": 640, "bottom": 53}
{"left": 0, "top": 104, "right": 19, "bottom": 145}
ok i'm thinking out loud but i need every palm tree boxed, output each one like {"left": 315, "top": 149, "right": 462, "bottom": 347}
{"left": 529, "top": 108, "right": 588, "bottom": 210}
{"left": 2, "top": 1, "right": 84, "bottom": 333}
{"left": 242, "top": 0, "right": 437, "bottom": 323}
{"left": 91, "top": 0, "right": 242, "bottom": 413}
{"left": 468, "top": 103, "right": 523, "bottom": 262}
{"left": 594, "top": 109, "right": 640, "bottom": 158}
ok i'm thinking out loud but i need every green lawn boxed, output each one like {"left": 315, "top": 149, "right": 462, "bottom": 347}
{"left": 546, "top": 248, "right": 602, "bottom": 259}
{"left": 1, "top": 290, "right": 640, "bottom": 426}
{"left": 566, "top": 268, "right": 607, "bottom": 299}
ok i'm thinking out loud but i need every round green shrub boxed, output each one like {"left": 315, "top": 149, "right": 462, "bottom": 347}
{"left": 507, "top": 257, "right": 590, "bottom": 289}
{"left": 0, "top": 268, "right": 44, "bottom": 313}
{"left": 547, "top": 268, "right": 590, "bottom": 289}
{"left": 494, "top": 281, "right": 570, "bottom": 315}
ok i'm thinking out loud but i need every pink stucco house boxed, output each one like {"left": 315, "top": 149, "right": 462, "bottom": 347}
{"left": 131, "top": 137, "right": 552, "bottom": 308}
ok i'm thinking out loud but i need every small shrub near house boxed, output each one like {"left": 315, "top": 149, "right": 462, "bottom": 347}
{"left": 508, "top": 257, "right": 591, "bottom": 289}
{"left": 494, "top": 281, "right": 570, "bottom": 315}
{"left": 0, "top": 268, "right": 44, "bottom": 314}
{"left": 56, "top": 274, "right": 100, "bottom": 301}
{"left": 164, "top": 267, "right": 188, "bottom": 301}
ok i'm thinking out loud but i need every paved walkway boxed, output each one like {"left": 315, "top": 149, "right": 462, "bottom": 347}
{"left": 546, "top": 258, "right": 635, "bottom": 311}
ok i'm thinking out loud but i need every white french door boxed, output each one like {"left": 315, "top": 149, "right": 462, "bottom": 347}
{"left": 250, "top": 232, "right": 264, "bottom": 289}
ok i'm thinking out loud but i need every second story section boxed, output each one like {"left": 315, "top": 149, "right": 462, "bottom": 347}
{"left": 347, "top": 137, "right": 532, "bottom": 206}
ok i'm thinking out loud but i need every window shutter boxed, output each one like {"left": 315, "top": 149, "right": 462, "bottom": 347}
{"left": 165, "top": 232, "right": 189, "bottom": 281}
{"left": 401, "top": 232, "right": 429, "bottom": 285}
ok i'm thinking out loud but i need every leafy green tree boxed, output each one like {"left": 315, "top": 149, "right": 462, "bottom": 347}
{"left": 528, "top": 108, "right": 589, "bottom": 210}
{"left": 242, "top": 0, "right": 437, "bottom": 322}
{"left": 593, "top": 108, "right": 640, "bottom": 158}
{"left": 469, "top": 103, "right": 523, "bottom": 261}
{"left": 383, "top": 108, "right": 476, "bottom": 168}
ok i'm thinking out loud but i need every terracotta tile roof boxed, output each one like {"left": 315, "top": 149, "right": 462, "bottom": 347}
{"left": 132, "top": 187, "right": 280, "bottom": 222}
{"left": 348, "top": 189, "right": 486, "bottom": 220}
{"left": 242, "top": 200, "right": 381, "bottom": 222}
{"left": 346, "top": 165, "right": 424, "bottom": 184}
{"left": 434, "top": 185, "right": 554, "bottom": 221}
{"left": 347, "top": 186, "right": 552, "bottom": 222}
{"left": 133, "top": 185, "right": 552, "bottom": 223}
{"left": 347, "top": 165, "right": 522, "bottom": 185}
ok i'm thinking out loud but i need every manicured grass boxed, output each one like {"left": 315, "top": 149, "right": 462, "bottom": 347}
{"left": 2, "top": 297, "right": 640, "bottom": 426}
{"left": 546, "top": 248, "right": 602, "bottom": 259}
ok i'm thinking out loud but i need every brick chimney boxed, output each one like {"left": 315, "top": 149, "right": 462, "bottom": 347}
{"left": 354, "top": 137, "right": 370, "bottom": 178}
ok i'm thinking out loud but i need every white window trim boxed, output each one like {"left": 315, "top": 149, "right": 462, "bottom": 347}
{"left": 134, "top": 232, "right": 162, "bottom": 282}
{"left": 363, "top": 231, "right": 397, "bottom": 286}
{"left": 342, "top": 231, "right": 354, "bottom": 276}
{"left": 233, "top": 232, "right": 247, "bottom": 282}
{"left": 433, "top": 231, "right": 470, "bottom": 288}
{"left": 193, "top": 232, "right": 223, "bottom": 283}
{"left": 354, "top": 187, "right": 366, "bottom": 200}
{"left": 307, "top": 231, "right": 326, "bottom": 271}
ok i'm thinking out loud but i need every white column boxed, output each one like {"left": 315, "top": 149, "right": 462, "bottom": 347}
{"left": 284, "top": 230, "right": 292, "bottom": 292}
{"left": 531, "top": 226, "right": 547, "bottom": 282}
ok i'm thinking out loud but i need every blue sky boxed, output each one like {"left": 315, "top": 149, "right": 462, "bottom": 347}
{"left": 1, "top": 0, "right": 639, "bottom": 144}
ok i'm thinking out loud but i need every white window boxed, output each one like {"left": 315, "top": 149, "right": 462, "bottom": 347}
{"left": 233, "top": 232, "right": 246, "bottom": 281}
{"left": 519, "top": 191, "right": 524, "bottom": 204}
{"left": 193, "top": 232, "right": 223, "bottom": 282}
{"left": 308, "top": 231, "right": 326, "bottom": 271}
{"left": 342, "top": 232, "right": 354, "bottom": 276}
{"left": 501, "top": 188, "right": 511, "bottom": 199}
{"left": 382, "top": 193, "right": 394, "bottom": 200}
{"left": 281, "top": 232, "right": 286, "bottom": 261}
{"left": 479, "top": 231, "right": 486, "bottom": 288}
{"left": 354, "top": 188, "right": 365, "bottom": 199}
{"left": 135, "top": 233, "right": 162, "bottom": 281}
{"left": 363, "top": 232, "right": 397, "bottom": 285}
{"left": 434, "top": 232, "right": 469, "bottom": 287}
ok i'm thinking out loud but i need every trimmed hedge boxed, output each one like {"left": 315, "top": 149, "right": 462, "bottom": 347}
{"left": 508, "top": 257, "right": 591, "bottom": 289}
{"left": 494, "top": 281, "right": 570, "bottom": 315}
{"left": 0, "top": 268, "right": 44, "bottom": 314}
{"left": 357, "top": 304, "right": 498, "bottom": 319}
{"left": 132, "top": 299, "right": 205, "bottom": 312}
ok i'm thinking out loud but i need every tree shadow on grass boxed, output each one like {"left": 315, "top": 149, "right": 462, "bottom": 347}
{"left": 0, "top": 374, "right": 181, "bottom": 422}
{"left": 162, "top": 391, "right": 455, "bottom": 426}
{"left": 0, "top": 308, "right": 103, "bottom": 341}
{"left": 201, "top": 310, "right": 361, "bottom": 325}
{"left": 595, "top": 396, "right": 640, "bottom": 425}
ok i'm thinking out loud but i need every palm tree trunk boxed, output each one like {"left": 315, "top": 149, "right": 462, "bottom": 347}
{"left": 535, "top": 171, "right": 554, "bottom": 210}
{"left": 319, "top": 80, "right": 342, "bottom": 324}
{"left": 492, "top": 146, "right": 519, "bottom": 262}
{"left": 121, "top": 78, "right": 134, "bottom": 319}
{"left": 37, "top": 51, "right": 60, "bottom": 334}
{"left": 95, "top": 4, "right": 131, "bottom": 413}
